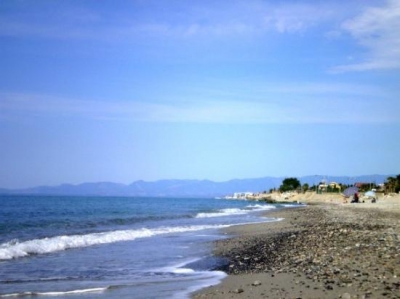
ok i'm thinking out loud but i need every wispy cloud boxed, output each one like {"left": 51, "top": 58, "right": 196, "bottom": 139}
{"left": 0, "top": 83, "right": 396, "bottom": 125}
{"left": 332, "top": 0, "right": 400, "bottom": 72}
{"left": 0, "top": 1, "right": 256, "bottom": 41}
{"left": 2, "top": 1, "right": 399, "bottom": 70}
{"left": 0, "top": 1, "right": 350, "bottom": 41}
{"left": 263, "top": 2, "right": 339, "bottom": 34}
{"left": 0, "top": 4, "right": 101, "bottom": 39}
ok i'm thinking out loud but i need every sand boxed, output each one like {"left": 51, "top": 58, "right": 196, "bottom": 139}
{"left": 191, "top": 193, "right": 400, "bottom": 299}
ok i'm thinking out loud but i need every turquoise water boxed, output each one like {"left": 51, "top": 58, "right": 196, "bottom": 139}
{"left": 0, "top": 196, "right": 284, "bottom": 298}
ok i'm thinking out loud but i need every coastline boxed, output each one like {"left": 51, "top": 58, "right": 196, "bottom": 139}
{"left": 191, "top": 194, "right": 400, "bottom": 299}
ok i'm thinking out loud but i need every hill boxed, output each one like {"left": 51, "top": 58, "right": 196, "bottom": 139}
{"left": 0, "top": 175, "right": 391, "bottom": 197}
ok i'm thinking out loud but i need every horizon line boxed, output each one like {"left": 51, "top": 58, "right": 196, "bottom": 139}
{"left": 1, "top": 174, "right": 393, "bottom": 191}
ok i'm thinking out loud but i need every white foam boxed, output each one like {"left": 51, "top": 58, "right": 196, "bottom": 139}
{"left": 172, "top": 268, "right": 195, "bottom": 274}
{"left": 159, "top": 258, "right": 227, "bottom": 299}
{"left": 246, "top": 204, "right": 277, "bottom": 211}
{"left": 0, "top": 287, "right": 107, "bottom": 297}
{"left": 281, "top": 203, "right": 304, "bottom": 207}
{"left": 174, "top": 270, "right": 227, "bottom": 299}
{"left": 38, "top": 287, "right": 107, "bottom": 296}
{"left": 158, "top": 258, "right": 198, "bottom": 274}
{"left": 195, "top": 204, "right": 276, "bottom": 218}
{"left": 195, "top": 208, "right": 247, "bottom": 218}
{"left": 0, "top": 225, "right": 229, "bottom": 261}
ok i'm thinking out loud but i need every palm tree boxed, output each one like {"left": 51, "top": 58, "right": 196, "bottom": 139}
{"left": 385, "top": 176, "right": 396, "bottom": 193}
{"left": 396, "top": 175, "right": 400, "bottom": 193}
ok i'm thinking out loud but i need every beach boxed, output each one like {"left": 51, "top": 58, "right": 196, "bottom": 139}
{"left": 192, "top": 194, "right": 400, "bottom": 299}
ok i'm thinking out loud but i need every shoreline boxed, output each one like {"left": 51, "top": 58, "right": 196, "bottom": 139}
{"left": 191, "top": 195, "right": 400, "bottom": 299}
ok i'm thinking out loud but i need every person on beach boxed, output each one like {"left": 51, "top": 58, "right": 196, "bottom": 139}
{"left": 351, "top": 192, "right": 359, "bottom": 203}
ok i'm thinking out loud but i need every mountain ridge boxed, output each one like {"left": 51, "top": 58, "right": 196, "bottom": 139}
{"left": 0, "top": 175, "right": 391, "bottom": 197}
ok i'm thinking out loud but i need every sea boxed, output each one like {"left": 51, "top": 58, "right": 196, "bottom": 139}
{"left": 0, "top": 196, "right": 294, "bottom": 298}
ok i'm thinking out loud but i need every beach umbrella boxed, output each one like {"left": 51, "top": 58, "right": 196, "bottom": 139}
{"left": 343, "top": 186, "right": 359, "bottom": 197}
{"left": 365, "top": 190, "right": 376, "bottom": 198}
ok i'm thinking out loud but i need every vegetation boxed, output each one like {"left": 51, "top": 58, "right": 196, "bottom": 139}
{"left": 385, "top": 175, "right": 400, "bottom": 193}
{"left": 327, "top": 185, "right": 341, "bottom": 193}
{"left": 279, "top": 177, "right": 301, "bottom": 192}
{"left": 309, "top": 184, "right": 317, "bottom": 192}
{"left": 274, "top": 175, "right": 400, "bottom": 194}
{"left": 309, "top": 182, "right": 379, "bottom": 194}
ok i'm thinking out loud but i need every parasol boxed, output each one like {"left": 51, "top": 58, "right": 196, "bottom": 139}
{"left": 343, "top": 186, "right": 359, "bottom": 197}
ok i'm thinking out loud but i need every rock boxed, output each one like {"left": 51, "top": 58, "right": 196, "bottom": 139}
{"left": 341, "top": 293, "right": 351, "bottom": 299}
{"left": 252, "top": 280, "right": 262, "bottom": 286}
{"left": 212, "top": 205, "right": 400, "bottom": 299}
{"left": 233, "top": 288, "right": 244, "bottom": 293}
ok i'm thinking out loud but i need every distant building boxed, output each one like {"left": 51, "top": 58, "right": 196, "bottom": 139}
{"left": 317, "top": 183, "right": 327, "bottom": 193}
{"left": 329, "top": 182, "right": 341, "bottom": 191}
{"left": 318, "top": 182, "right": 341, "bottom": 193}
{"left": 232, "top": 192, "right": 254, "bottom": 199}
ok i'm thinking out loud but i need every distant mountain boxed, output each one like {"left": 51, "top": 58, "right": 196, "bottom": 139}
{"left": 0, "top": 175, "right": 391, "bottom": 198}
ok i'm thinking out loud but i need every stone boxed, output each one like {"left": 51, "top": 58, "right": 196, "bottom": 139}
{"left": 341, "top": 292, "right": 351, "bottom": 299}
{"left": 252, "top": 280, "right": 262, "bottom": 286}
{"left": 211, "top": 205, "right": 400, "bottom": 299}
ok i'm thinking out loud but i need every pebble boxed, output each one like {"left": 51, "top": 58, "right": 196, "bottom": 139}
{"left": 341, "top": 292, "right": 351, "bottom": 299}
{"left": 213, "top": 205, "right": 400, "bottom": 297}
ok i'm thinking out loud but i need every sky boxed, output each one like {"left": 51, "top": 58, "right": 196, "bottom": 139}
{"left": 1, "top": 0, "right": 400, "bottom": 189}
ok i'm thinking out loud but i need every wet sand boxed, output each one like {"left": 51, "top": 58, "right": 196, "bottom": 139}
{"left": 192, "top": 194, "right": 400, "bottom": 299}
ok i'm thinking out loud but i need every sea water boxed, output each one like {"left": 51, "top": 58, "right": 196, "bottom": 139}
{"left": 0, "top": 196, "right": 287, "bottom": 298}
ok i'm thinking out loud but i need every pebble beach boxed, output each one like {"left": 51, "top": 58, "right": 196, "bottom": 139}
{"left": 192, "top": 194, "right": 400, "bottom": 299}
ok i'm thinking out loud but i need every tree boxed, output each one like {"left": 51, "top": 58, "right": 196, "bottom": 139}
{"left": 309, "top": 184, "right": 317, "bottom": 192}
{"left": 302, "top": 183, "right": 309, "bottom": 193}
{"left": 279, "top": 177, "right": 301, "bottom": 192}
{"left": 385, "top": 176, "right": 396, "bottom": 193}
{"left": 384, "top": 175, "right": 400, "bottom": 193}
{"left": 396, "top": 175, "right": 400, "bottom": 193}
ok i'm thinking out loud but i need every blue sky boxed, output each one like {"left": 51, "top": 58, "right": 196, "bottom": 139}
{"left": 1, "top": 0, "right": 399, "bottom": 188}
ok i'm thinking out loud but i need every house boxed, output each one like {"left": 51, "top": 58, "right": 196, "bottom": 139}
{"left": 318, "top": 182, "right": 341, "bottom": 193}
{"left": 329, "top": 182, "right": 341, "bottom": 191}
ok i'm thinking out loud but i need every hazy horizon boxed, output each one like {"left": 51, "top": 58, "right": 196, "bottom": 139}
{"left": 1, "top": 174, "right": 393, "bottom": 191}
{"left": 1, "top": 0, "right": 399, "bottom": 189}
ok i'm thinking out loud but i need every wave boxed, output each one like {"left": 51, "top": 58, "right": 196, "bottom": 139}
{"left": 195, "top": 204, "right": 276, "bottom": 218}
{"left": 281, "top": 203, "right": 305, "bottom": 207}
{"left": 0, "top": 214, "right": 194, "bottom": 238}
{"left": 245, "top": 204, "right": 277, "bottom": 211}
{"left": 0, "top": 277, "right": 78, "bottom": 284}
{"left": 0, "top": 224, "right": 229, "bottom": 261}
{"left": 0, "top": 287, "right": 107, "bottom": 297}
{"left": 195, "top": 208, "right": 247, "bottom": 218}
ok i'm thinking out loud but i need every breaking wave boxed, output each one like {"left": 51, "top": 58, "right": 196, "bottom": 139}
{"left": 0, "top": 224, "right": 228, "bottom": 261}
{"left": 0, "top": 287, "right": 107, "bottom": 297}
{"left": 195, "top": 204, "right": 276, "bottom": 218}
{"left": 195, "top": 208, "right": 247, "bottom": 218}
